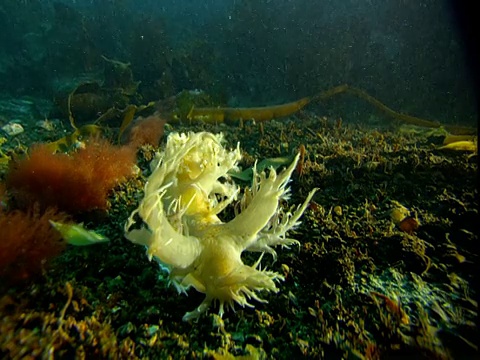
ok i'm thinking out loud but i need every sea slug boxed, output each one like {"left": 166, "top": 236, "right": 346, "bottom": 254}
{"left": 125, "top": 131, "right": 316, "bottom": 321}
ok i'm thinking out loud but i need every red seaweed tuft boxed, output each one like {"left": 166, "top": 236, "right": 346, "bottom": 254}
{"left": 6, "top": 138, "right": 137, "bottom": 213}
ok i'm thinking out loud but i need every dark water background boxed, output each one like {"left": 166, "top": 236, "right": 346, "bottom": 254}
{"left": 0, "top": 0, "right": 477, "bottom": 126}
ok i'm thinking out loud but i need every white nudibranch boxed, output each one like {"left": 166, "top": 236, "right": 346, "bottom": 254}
{"left": 124, "top": 131, "right": 317, "bottom": 321}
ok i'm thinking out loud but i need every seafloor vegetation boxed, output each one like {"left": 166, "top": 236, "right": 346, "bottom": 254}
{"left": 0, "top": 0, "right": 478, "bottom": 359}
{"left": 0, "top": 103, "right": 477, "bottom": 358}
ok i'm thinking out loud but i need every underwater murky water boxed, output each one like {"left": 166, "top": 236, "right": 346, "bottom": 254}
{"left": 0, "top": 1, "right": 477, "bottom": 358}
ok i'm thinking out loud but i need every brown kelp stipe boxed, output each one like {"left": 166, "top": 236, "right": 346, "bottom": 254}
{"left": 186, "top": 97, "right": 312, "bottom": 124}
{"left": 182, "top": 85, "right": 476, "bottom": 135}
{"left": 315, "top": 85, "right": 476, "bottom": 135}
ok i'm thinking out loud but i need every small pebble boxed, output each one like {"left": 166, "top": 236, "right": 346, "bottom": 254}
{"left": 36, "top": 119, "right": 55, "bottom": 131}
{"left": 333, "top": 205, "right": 343, "bottom": 216}
{"left": 1, "top": 122, "right": 24, "bottom": 136}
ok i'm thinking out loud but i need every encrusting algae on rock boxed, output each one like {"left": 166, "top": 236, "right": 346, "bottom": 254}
{"left": 125, "top": 131, "right": 317, "bottom": 321}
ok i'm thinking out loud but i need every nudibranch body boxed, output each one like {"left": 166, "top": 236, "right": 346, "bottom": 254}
{"left": 125, "top": 131, "right": 316, "bottom": 321}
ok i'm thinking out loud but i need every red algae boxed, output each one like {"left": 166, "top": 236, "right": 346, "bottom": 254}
{"left": 0, "top": 182, "right": 6, "bottom": 205}
{"left": 0, "top": 207, "right": 69, "bottom": 285}
{"left": 127, "top": 114, "right": 166, "bottom": 148}
{"left": 6, "top": 138, "right": 137, "bottom": 213}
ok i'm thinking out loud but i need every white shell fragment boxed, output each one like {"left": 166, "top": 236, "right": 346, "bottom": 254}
{"left": 1, "top": 122, "right": 24, "bottom": 136}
